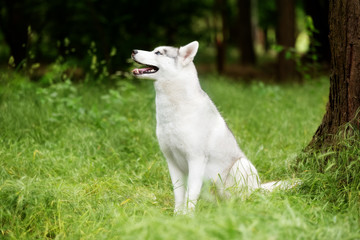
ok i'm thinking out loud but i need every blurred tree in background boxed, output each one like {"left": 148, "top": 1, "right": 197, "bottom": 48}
{"left": 237, "top": 0, "right": 256, "bottom": 65}
{"left": 0, "top": 0, "right": 330, "bottom": 82}
{"left": 276, "top": 0, "right": 295, "bottom": 81}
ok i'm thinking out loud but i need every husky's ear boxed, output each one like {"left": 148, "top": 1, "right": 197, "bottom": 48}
{"left": 178, "top": 41, "right": 199, "bottom": 66}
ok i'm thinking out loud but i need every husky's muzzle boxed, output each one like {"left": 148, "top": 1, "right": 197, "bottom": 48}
{"left": 131, "top": 50, "right": 159, "bottom": 76}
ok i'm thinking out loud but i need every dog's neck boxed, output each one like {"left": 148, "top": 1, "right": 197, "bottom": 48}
{"left": 153, "top": 65, "right": 202, "bottom": 101}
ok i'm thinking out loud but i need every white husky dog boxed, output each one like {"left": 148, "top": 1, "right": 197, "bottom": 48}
{"left": 131, "top": 41, "right": 288, "bottom": 214}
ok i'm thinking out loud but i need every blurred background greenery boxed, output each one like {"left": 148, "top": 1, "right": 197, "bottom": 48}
{"left": 0, "top": 0, "right": 329, "bottom": 82}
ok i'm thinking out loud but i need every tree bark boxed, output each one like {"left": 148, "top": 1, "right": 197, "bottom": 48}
{"left": 276, "top": 0, "right": 295, "bottom": 82}
{"left": 237, "top": 0, "right": 256, "bottom": 65}
{"left": 308, "top": 0, "right": 360, "bottom": 149}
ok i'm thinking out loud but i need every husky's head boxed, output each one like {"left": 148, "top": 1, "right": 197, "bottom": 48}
{"left": 131, "top": 41, "right": 199, "bottom": 80}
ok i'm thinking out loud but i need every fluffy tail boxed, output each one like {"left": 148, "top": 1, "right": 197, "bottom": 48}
{"left": 260, "top": 179, "right": 301, "bottom": 192}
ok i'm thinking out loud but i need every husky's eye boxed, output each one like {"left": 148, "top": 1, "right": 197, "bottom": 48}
{"left": 155, "top": 51, "right": 162, "bottom": 55}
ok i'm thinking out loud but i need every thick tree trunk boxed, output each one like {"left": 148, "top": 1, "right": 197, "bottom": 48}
{"left": 308, "top": 0, "right": 360, "bottom": 149}
{"left": 276, "top": 0, "right": 295, "bottom": 82}
{"left": 237, "top": 0, "right": 256, "bottom": 65}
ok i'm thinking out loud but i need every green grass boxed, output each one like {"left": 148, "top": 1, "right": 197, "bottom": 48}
{"left": 0, "top": 72, "right": 359, "bottom": 239}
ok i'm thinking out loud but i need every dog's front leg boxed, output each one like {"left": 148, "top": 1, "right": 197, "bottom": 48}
{"left": 185, "top": 157, "right": 207, "bottom": 213}
{"left": 167, "top": 160, "right": 186, "bottom": 214}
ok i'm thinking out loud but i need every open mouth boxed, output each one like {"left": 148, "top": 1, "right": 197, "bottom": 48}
{"left": 132, "top": 60, "right": 159, "bottom": 76}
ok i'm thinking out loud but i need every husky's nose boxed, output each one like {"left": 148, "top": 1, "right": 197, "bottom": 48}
{"left": 132, "top": 50, "right": 138, "bottom": 55}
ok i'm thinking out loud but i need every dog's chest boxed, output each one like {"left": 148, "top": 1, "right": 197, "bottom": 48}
{"left": 155, "top": 93, "right": 211, "bottom": 155}
{"left": 155, "top": 97, "right": 200, "bottom": 140}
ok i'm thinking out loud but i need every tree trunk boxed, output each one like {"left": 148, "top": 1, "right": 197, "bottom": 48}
{"left": 237, "top": 0, "right": 256, "bottom": 65}
{"left": 263, "top": 27, "right": 270, "bottom": 52}
{"left": 215, "top": 36, "right": 226, "bottom": 74}
{"left": 308, "top": 0, "right": 360, "bottom": 149}
{"left": 276, "top": 0, "right": 295, "bottom": 82}
{"left": 214, "top": 0, "right": 228, "bottom": 74}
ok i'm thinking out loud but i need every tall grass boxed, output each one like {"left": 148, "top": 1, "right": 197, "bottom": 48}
{"left": 0, "top": 72, "right": 359, "bottom": 239}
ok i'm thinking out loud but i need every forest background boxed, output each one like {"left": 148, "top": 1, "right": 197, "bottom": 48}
{"left": 1, "top": 0, "right": 359, "bottom": 239}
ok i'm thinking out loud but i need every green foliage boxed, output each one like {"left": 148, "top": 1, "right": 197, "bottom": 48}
{"left": 272, "top": 15, "right": 323, "bottom": 81}
{"left": 0, "top": 72, "right": 359, "bottom": 239}
{"left": 302, "top": 16, "right": 322, "bottom": 62}
{"left": 257, "top": 0, "right": 277, "bottom": 29}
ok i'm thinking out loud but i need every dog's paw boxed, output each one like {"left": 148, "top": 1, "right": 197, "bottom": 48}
{"left": 174, "top": 205, "right": 195, "bottom": 216}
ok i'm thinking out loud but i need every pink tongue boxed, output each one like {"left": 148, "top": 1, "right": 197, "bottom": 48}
{"left": 133, "top": 67, "right": 152, "bottom": 74}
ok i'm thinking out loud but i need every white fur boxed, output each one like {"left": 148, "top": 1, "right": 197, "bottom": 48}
{"left": 131, "top": 41, "right": 293, "bottom": 214}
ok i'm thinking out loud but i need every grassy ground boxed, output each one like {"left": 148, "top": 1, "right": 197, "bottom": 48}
{"left": 0, "top": 72, "right": 359, "bottom": 239}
